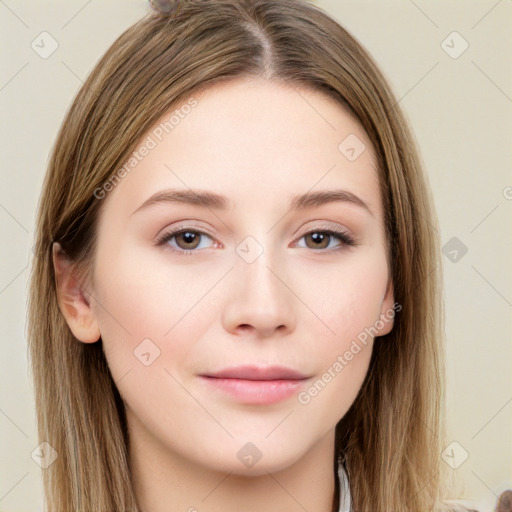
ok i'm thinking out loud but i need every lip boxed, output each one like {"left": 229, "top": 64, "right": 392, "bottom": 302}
{"left": 199, "top": 365, "right": 309, "bottom": 405}
{"left": 204, "top": 365, "right": 308, "bottom": 381}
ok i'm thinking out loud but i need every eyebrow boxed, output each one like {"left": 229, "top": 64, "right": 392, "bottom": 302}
{"left": 131, "top": 188, "right": 373, "bottom": 217}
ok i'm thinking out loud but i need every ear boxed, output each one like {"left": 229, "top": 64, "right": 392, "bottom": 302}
{"left": 52, "top": 242, "right": 101, "bottom": 344}
{"left": 375, "top": 278, "right": 396, "bottom": 337}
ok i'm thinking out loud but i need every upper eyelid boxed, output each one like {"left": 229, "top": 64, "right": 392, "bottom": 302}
{"left": 157, "top": 219, "right": 353, "bottom": 237}
{"left": 158, "top": 223, "right": 350, "bottom": 237}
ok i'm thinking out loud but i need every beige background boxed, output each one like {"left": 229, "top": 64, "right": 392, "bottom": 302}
{"left": 1, "top": 1, "right": 511, "bottom": 511}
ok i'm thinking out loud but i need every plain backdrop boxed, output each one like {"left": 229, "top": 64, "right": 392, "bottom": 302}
{"left": 0, "top": 1, "right": 511, "bottom": 511}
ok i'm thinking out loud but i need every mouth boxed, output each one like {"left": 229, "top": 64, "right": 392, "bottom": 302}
{"left": 198, "top": 365, "right": 310, "bottom": 405}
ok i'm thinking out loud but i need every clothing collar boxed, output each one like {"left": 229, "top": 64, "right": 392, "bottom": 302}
{"left": 337, "top": 465, "right": 351, "bottom": 512}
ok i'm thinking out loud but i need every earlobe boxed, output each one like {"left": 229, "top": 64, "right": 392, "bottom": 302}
{"left": 52, "top": 242, "right": 101, "bottom": 344}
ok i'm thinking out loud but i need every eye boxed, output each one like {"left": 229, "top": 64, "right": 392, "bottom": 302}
{"left": 156, "top": 228, "right": 215, "bottom": 254}
{"left": 296, "top": 228, "right": 355, "bottom": 251}
{"left": 155, "top": 226, "right": 356, "bottom": 255}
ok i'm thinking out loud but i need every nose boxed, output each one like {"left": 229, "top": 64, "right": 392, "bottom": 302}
{"left": 221, "top": 250, "right": 297, "bottom": 340}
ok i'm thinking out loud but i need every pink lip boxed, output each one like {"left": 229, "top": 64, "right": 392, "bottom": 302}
{"left": 199, "top": 366, "right": 309, "bottom": 405}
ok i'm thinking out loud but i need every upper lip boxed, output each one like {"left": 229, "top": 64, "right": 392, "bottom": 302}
{"left": 201, "top": 365, "right": 308, "bottom": 381}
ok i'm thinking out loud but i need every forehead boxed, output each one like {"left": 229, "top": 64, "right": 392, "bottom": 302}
{"left": 103, "top": 77, "right": 382, "bottom": 220}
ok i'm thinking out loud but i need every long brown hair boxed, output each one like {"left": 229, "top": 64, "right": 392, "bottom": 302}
{"left": 28, "top": 0, "right": 447, "bottom": 510}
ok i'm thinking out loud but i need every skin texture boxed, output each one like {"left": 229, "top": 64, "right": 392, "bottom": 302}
{"left": 54, "top": 77, "right": 395, "bottom": 512}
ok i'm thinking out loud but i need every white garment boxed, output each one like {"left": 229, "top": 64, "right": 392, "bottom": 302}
{"left": 337, "top": 465, "right": 351, "bottom": 512}
{"left": 335, "top": 472, "right": 487, "bottom": 512}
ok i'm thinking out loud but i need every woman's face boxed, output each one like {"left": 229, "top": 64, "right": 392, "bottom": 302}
{"left": 86, "top": 77, "right": 395, "bottom": 475}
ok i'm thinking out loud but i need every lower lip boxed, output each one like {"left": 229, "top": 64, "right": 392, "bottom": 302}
{"left": 200, "top": 376, "right": 306, "bottom": 405}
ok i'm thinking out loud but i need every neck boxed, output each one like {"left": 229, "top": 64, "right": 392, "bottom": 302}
{"left": 127, "top": 412, "right": 338, "bottom": 512}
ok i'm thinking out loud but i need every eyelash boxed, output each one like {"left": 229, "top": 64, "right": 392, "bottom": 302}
{"left": 155, "top": 225, "right": 357, "bottom": 256}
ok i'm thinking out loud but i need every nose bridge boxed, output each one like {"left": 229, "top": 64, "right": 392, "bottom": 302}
{"left": 238, "top": 244, "right": 283, "bottom": 301}
{"left": 221, "top": 237, "right": 296, "bottom": 337}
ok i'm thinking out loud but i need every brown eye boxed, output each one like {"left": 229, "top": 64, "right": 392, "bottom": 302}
{"left": 297, "top": 229, "right": 355, "bottom": 251}
{"left": 304, "top": 232, "right": 332, "bottom": 249}
{"left": 304, "top": 232, "right": 331, "bottom": 249}
{"left": 174, "top": 231, "right": 201, "bottom": 250}
{"left": 156, "top": 227, "right": 216, "bottom": 254}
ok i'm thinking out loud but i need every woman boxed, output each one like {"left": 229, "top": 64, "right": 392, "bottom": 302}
{"left": 28, "top": 0, "right": 453, "bottom": 510}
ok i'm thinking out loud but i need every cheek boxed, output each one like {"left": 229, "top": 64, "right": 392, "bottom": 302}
{"left": 90, "top": 251, "right": 215, "bottom": 435}
{"left": 290, "top": 252, "right": 387, "bottom": 414}
{"left": 90, "top": 245, "right": 225, "bottom": 380}
{"left": 295, "top": 339, "right": 373, "bottom": 438}
{"left": 295, "top": 250, "right": 389, "bottom": 343}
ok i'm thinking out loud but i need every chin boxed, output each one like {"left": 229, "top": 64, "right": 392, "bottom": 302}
{"left": 195, "top": 437, "right": 309, "bottom": 477}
